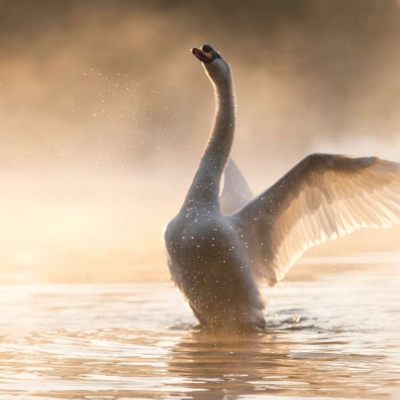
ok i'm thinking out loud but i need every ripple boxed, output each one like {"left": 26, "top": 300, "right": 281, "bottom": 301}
{"left": 0, "top": 263, "right": 399, "bottom": 398}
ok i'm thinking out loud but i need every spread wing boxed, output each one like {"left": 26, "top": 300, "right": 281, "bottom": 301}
{"left": 220, "top": 158, "right": 253, "bottom": 214}
{"left": 230, "top": 153, "right": 400, "bottom": 285}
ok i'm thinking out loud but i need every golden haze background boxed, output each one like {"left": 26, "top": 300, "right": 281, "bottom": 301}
{"left": 1, "top": 0, "right": 400, "bottom": 283}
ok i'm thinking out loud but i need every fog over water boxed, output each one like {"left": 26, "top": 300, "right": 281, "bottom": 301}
{"left": 1, "top": 0, "right": 400, "bottom": 282}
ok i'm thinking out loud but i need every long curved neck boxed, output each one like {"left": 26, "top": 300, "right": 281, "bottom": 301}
{"left": 184, "top": 74, "right": 236, "bottom": 211}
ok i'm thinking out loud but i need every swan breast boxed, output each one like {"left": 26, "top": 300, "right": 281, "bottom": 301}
{"left": 165, "top": 214, "right": 264, "bottom": 328}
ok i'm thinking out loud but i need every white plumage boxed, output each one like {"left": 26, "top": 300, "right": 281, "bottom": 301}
{"left": 164, "top": 44, "right": 400, "bottom": 332}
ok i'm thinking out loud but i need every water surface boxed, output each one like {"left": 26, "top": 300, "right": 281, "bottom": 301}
{"left": 0, "top": 254, "right": 399, "bottom": 399}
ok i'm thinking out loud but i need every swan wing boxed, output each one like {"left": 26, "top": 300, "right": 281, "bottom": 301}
{"left": 231, "top": 153, "right": 400, "bottom": 284}
{"left": 221, "top": 158, "right": 253, "bottom": 214}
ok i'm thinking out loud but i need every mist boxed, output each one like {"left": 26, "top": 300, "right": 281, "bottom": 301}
{"left": 1, "top": 0, "right": 400, "bottom": 282}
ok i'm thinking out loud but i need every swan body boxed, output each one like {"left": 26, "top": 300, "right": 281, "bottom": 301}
{"left": 164, "top": 44, "right": 400, "bottom": 332}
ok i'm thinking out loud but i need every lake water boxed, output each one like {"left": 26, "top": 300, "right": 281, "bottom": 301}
{"left": 0, "top": 254, "right": 399, "bottom": 399}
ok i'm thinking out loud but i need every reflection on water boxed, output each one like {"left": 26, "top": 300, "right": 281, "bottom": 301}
{"left": 0, "top": 255, "right": 399, "bottom": 399}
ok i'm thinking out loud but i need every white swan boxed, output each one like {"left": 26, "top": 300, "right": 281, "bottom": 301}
{"left": 164, "top": 44, "right": 400, "bottom": 332}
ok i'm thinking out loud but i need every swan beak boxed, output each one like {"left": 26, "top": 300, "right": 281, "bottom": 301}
{"left": 192, "top": 48, "right": 213, "bottom": 63}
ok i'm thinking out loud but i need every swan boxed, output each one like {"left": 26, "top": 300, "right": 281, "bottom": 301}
{"left": 164, "top": 44, "right": 400, "bottom": 332}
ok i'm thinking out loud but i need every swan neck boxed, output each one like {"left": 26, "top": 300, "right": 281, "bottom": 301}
{"left": 183, "top": 74, "right": 236, "bottom": 211}
{"left": 210, "top": 77, "right": 236, "bottom": 166}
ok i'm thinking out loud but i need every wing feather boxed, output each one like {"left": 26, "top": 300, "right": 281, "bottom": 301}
{"left": 230, "top": 153, "right": 400, "bottom": 284}
{"left": 220, "top": 158, "right": 253, "bottom": 214}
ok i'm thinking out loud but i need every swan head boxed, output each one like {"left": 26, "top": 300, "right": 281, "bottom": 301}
{"left": 192, "top": 44, "right": 231, "bottom": 84}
